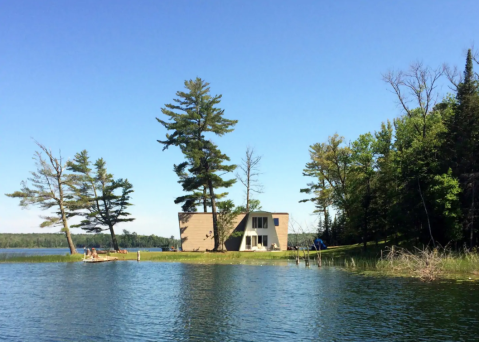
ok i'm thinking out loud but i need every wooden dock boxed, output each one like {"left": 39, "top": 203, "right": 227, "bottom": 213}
{"left": 83, "top": 256, "right": 118, "bottom": 263}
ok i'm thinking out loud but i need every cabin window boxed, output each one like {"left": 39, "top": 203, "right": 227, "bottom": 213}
{"left": 258, "top": 235, "right": 268, "bottom": 247}
{"left": 252, "top": 217, "right": 268, "bottom": 228}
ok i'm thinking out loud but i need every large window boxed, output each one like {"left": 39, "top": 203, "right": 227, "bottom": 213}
{"left": 252, "top": 217, "right": 268, "bottom": 229}
{"left": 258, "top": 235, "right": 268, "bottom": 247}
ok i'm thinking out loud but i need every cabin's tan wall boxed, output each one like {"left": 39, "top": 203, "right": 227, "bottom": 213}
{"left": 179, "top": 213, "right": 246, "bottom": 252}
{"left": 273, "top": 213, "right": 289, "bottom": 250}
{"left": 179, "top": 212, "right": 289, "bottom": 251}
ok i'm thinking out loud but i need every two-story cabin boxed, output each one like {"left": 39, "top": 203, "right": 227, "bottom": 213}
{"left": 178, "top": 211, "right": 289, "bottom": 251}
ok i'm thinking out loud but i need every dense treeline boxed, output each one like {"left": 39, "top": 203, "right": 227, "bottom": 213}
{"left": 0, "top": 231, "right": 180, "bottom": 249}
{"left": 302, "top": 50, "right": 479, "bottom": 250}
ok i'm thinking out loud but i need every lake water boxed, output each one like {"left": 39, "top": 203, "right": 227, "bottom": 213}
{"left": 0, "top": 261, "right": 478, "bottom": 341}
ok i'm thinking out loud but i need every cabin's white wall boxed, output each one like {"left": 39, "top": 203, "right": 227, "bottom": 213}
{"left": 239, "top": 213, "right": 281, "bottom": 251}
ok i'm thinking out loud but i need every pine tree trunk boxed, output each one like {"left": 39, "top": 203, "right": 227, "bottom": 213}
{"left": 203, "top": 186, "right": 208, "bottom": 213}
{"left": 207, "top": 178, "right": 220, "bottom": 250}
{"left": 470, "top": 175, "right": 475, "bottom": 249}
{"left": 363, "top": 179, "right": 370, "bottom": 251}
{"left": 59, "top": 198, "right": 77, "bottom": 254}
{"left": 64, "top": 229, "right": 77, "bottom": 254}
{"left": 109, "top": 224, "right": 120, "bottom": 251}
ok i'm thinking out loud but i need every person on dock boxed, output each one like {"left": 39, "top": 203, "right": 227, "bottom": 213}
{"left": 91, "top": 248, "right": 98, "bottom": 259}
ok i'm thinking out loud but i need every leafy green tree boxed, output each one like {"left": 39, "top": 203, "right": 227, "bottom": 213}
{"left": 5, "top": 142, "right": 78, "bottom": 254}
{"left": 237, "top": 199, "right": 262, "bottom": 212}
{"left": 157, "top": 78, "right": 237, "bottom": 251}
{"left": 370, "top": 121, "right": 397, "bottom": 244}
{"left": 67, "top": 150, "right": 135, "bottom": 251}
{"left": 301, "top": 134, "right": 352, "bottom": 238}
{"left": 216, "top": 200, "right": 242, "bottom": 251}
{"left": 350, "top": 133, "right": 376, "bottom": 250}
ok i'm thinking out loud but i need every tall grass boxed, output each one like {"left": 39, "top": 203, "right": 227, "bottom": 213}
{"left": 375, "top": 246, "right": 479, "bottom": 281}
{"left": 306, "top": 244, "right": 479, "bottom": 281}
{"left": 0, "top": 253, "right": 83, "bottom": 263}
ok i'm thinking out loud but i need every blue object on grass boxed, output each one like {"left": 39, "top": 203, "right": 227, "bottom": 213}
{"left": 312, "top": 238, "right": 327, "bottom": 250}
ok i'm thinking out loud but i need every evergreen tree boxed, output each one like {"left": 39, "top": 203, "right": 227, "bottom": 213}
{"left": 443, "top": 50, "right": 479, "bottom": 247}
{"left": 323, "top": 209, "right": 332, "bottom": 245}
{"left": 158, "top": 78, "right": 237, "bottom": 250}
{"left": 317, "top": 215, "right": 323, "bottom": 238}
{"left": 5, "top": 142, "right": 78, "bottom": 254}
{"left": 173, "top": 162, "right": 227, "bottom": 212}
{"left": 67, "top": 151, "right": 135, "bottom": 251}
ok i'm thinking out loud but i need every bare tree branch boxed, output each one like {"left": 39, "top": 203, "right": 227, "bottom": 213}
{"left": 236, "top": 147, "right": 263, "bottom": 211}
{"left": 383, "top": 63, "right": 443, "bottom": 139}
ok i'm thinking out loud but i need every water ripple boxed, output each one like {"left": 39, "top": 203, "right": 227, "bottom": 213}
{"left": 0, "top": 262, "right": 478, "bottom": 341}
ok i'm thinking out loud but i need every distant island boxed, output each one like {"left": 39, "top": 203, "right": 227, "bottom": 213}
{"left": 0, "top": 231, "right": 180, "bottom": 249}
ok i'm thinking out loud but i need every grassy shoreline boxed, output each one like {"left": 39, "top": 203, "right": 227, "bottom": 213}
{"left": 2, "top": 245, "right": 478, "bottom": 281}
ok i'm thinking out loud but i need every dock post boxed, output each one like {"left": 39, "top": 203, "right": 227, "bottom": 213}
{"left": 137, "top": 250, "right": 140, "bottom": 261}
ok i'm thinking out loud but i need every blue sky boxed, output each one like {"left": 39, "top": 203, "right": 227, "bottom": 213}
{"left": 1, "top": 0, "right": 478, "bottom": 238}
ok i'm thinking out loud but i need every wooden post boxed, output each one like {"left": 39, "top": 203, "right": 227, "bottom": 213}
{"left": 318, "top": 245, "right": 322, "bottom": 267}
{"left": 137, "top": 250, "right": 140, "bottom": 261}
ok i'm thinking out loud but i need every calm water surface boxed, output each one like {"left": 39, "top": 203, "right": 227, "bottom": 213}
{"left": 0, "top": 262, "right": 478, "bottom": 341}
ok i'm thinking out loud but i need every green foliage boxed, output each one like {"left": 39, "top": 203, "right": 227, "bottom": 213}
{"left": 67, "top": 150, "right": 135, "bottom": 250}
{"left": 302, "top": 49, "right": 479, "bottom": 248}
{"left": 216, "top": 200, "right": 242, "bottom": 250}
{"left": 157, "top": 78, "right": 237, "bottom": 250}
{"left": 0, "top": 232, "right": 179, "bottom": 249}
{"left": 237, "top": 199, "right": 262, "bottom": 212}
{"left": 5, "top": 142, "right": 79, "bottom": 254}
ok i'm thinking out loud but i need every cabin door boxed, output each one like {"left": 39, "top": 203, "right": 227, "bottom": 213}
{"left": 245, "top": 236, "right": 251, "bottom": 250}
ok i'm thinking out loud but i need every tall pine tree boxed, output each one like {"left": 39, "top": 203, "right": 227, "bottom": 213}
{"left": 158, "top": 78, "right": 237, "bottom": 250}
{"left": 67, "top": 151, "right": 135, "bottom": 251}
{"left": 443, "top": 50, "right": 479, "bottom": 247}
